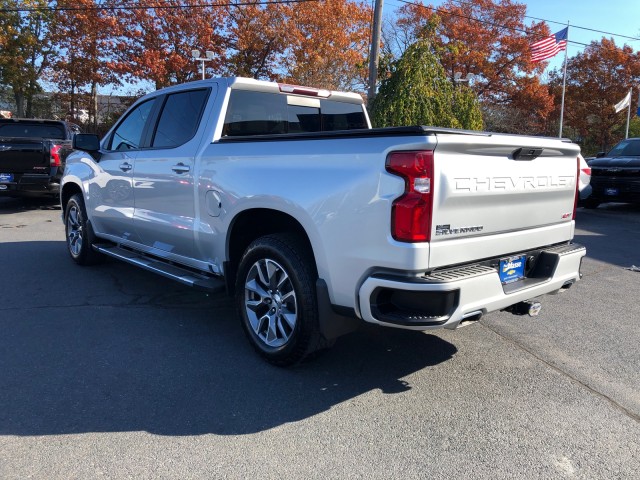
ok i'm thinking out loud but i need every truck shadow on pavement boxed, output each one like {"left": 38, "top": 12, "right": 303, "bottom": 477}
{"left": 0, "top": 196, "right": 60, "bottom": 213}
{"left": 0, "top": 240, "right": 457, "bottom": 437}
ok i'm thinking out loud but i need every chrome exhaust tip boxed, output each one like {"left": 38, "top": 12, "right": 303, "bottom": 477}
{"left": 457, "top": 310, "right": 483, "bottom": 328}
{"left": 506, "top": 300, "right": 542, "bottom": 317}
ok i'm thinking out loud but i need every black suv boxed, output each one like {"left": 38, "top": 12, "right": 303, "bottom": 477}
{"left": 584, "top": 138, "right": 640, "bottom": 208}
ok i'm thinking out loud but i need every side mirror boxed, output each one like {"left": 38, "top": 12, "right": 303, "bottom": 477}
{"left": 73, "top": 133, "right": 100, "bottom": 152}
{"left": 595, "top": 151, "right": 606, "bottom": 158}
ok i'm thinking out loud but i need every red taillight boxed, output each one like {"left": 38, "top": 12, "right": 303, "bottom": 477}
{"left": 50, "top": 144, "right": 62, "bottom": 167}
{"left": 573, "top": 156, "right": 580, "bottom": 220}
{"left": 386, "top": 150, "right": 434, "bottom": 242}
{"left": 581, "top": 167, "right": 591, "bottom": 176}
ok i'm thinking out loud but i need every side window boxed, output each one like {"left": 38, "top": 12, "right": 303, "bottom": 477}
{"left": 152, "top": 89, "right": 209, "bottom": 148}
{"left": 222, "top": 90, "right": 287, "bottom": 136}
{"left": 109, "top": 99, "right": 155, "bottom": 151}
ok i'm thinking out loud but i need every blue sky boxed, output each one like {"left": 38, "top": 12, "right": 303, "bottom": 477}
{"left": 385, "top": 0, "right": 640, "bottom": 73}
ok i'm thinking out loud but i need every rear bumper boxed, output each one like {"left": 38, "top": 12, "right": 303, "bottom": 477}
{"left": 0, "top": 174, "right": 60, "bottom": 197}
{"left": 358, "top": 243, "right": 586, "bottom": 330}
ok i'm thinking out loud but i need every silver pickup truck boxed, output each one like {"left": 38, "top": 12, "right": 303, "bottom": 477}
{"left": 61, "top": 77, "right": 586, "bottom": 365}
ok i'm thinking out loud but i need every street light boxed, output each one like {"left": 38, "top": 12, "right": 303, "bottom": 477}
{"left": 192, "top": 49, "right": 215, "bottom": 80}
{"left": 453, "top": 72, "right": 474, "bottom": 84}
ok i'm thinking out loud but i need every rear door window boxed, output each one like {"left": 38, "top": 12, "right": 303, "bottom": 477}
{"left": 152, "top": 89, "right": 210, "bottom": 148}
{"left": 222, "top": 90, "right": 288, "bottom": 136}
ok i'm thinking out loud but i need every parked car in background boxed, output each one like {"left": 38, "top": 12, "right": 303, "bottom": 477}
{"left": 584, "top": 138, "right": 640, "bottom": 208}
{"left": 0, "top": 119, "right": 80, "bottom": 198}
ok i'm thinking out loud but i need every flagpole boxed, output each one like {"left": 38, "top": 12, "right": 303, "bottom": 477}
{"left": 558, "top": 22, "right": 569, "bottom": 138}
{"left": 625, "top": 87, "right": 632, "bottom": 139}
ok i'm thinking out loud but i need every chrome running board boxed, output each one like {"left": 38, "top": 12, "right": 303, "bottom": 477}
{"left": 94, "top": 244, "right": 225, "bottom": 293}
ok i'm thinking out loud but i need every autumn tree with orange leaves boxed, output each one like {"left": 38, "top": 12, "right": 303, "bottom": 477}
{"left": 548, "top": 38, "right": 640, "bottom": 154}
{"left": 48, "top": 0, "right": 119, "bottom": 128}
{"left": 225, "top": 0, "right": 372, "bottom": 91}
{"left": 282, "top": 0, "right": 372, "bottom": 91}
{"left": 107, "top": 0, "right": 227, "bottom": 89}
{"left": 224, "top": 1, "right": 288, "bottom": 80}
{"left": 388, "top": 0, "right": 554, "bottom": 133}
{"left": 101, "top": 0, "right": 371, "bottom": 92}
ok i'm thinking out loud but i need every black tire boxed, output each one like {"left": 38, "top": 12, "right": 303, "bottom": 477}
{"left": 583, "top": 198, "right": 600, "bottom": 209}
{"left": 235, "top": 233, "right": 329, "bottom": 366}
{"left": 64, "top": 193, "right": 103, "bottom": 265}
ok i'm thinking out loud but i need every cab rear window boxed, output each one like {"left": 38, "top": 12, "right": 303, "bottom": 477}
{"left": 222, "top": 90, "right": 367, "bottom": 137}
{"left": 0, "top": 123, "right": 65, "bottom": 139}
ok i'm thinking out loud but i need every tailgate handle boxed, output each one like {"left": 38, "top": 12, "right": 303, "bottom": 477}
{"left": 512, "top": 147, "right": 543, "bottom": 161}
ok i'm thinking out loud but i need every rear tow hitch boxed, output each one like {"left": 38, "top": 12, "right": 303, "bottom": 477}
{"left": 506, "top": 300, "right": 542, "bottom": 317}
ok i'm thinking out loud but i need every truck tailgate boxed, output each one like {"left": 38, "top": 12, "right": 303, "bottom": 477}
{"left": 0, "top": 138, "right": 50, "bottom": 172}
{"left": 429, "top": 134, "right": 580, "bottom": 268}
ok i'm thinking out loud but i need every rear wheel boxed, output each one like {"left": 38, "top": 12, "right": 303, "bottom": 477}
{"left": 64, "top": 193, "right": 102, "bottom": 265}
{"left": 235, "top": 234, "right": 328, "bottom": 366}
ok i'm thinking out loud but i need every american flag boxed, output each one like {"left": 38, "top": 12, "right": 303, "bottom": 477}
{"left": 530, "top": 27, "right": 568, "bottom": 63}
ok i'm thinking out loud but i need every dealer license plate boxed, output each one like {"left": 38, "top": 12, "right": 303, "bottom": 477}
{"left": 605, "top": 187, "right": 619, "bottom": 196}
{"left": 499, "top": 255, "right": 526, "bottom": 284}
{"left": 0, "top": 173, "right": 13, "bottom": 183}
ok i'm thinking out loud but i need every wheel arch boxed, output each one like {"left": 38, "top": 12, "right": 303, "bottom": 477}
{"left": 61, "top": 181, "right": 83, "bottom": 211}
{"left": 225, "top": 208, "right": 317, "bottom": 294}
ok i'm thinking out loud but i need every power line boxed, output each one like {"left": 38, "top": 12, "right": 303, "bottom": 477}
{"left": 447, "top": 0, "right": 640, "bottom": 43}
{"left": 391, "top": 0, "right": 590, "bottom": 47}
{"left": 0, "top": 0, "right": 320, "bottom": 13}
{"left": 525, "top": 14, "right": 640, "bottom": 43}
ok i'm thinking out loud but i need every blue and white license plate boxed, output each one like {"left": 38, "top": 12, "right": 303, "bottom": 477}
{"left": 499, "top": 255, "right": 526, "bottom": 284}
{"left": 0, "top": 173, "right": 13, "bottom": 183}
{"left": 605, "top": 187, "right": 619, "bottom": 196}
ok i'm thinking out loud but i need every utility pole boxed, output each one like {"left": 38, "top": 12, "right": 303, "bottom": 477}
{"left": 367, "top": 0, "right": 384, "bottom": 105}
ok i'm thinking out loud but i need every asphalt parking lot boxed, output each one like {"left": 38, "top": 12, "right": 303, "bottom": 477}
{"left": 1, "top": 197, "right": 639, "bottom": 479}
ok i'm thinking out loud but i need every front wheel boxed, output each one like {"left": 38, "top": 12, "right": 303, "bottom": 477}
{"left": 235, "top": 234, "right": 328, "bottom": 366}
{"left": 64, "top": 193, "right": 102, "bottom": 265}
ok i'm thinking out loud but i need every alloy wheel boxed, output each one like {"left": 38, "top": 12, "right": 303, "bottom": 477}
{"left": 243, "top": 258, "right": 297, "bottom": 348}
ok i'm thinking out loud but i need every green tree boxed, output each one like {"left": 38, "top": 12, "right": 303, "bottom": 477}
{"left": 627, "top": 117, "right": 640, "bottom": 140}
{"left": 370, "top": 40, "right": 483, "bottom": 129}
{"left": 0, "top": 0, "right": 53, "bottom": 117}
{"left": 387, "top": 0, "right": 553, "bottom": 133}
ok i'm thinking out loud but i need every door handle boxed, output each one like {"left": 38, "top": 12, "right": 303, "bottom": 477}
{"left": 119, "top": 162, "right": 132, "bottom": 172}
{"left": 172, "top": 163, "right": 190, "bottom": 174}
